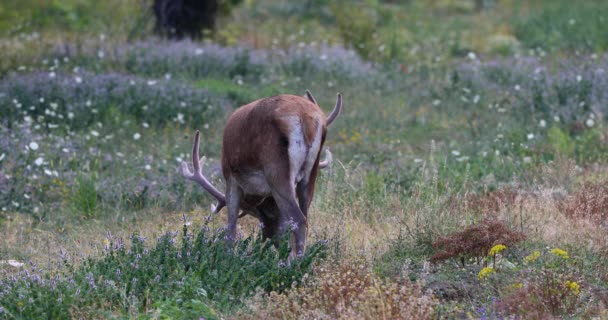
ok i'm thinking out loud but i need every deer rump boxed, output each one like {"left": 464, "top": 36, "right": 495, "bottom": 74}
{"left": 222, "top": 95, "right": 327, "bottom": 241}
{"left": 182, "top": 91, "right": 341, "bottom": 260}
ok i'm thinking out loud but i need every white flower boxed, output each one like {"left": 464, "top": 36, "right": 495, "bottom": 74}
{"left": 194, "top": 48, "right": 204, "bottom": 55}
{"left": 44, "top": 169, "right": 53, "bottom": 176}
{"left": 432, "top": 100, "right": 441, "bottom": 106}
{"left": 523, "top": 157, "right": 532, "bottom": 163}
{"left": 467, "top": 52, "right": 477, "bottom": 60}
{"left": 456, "top": 156, "right": 469, "bottom": 162}
{"left": 473, "top": 95, "right": 480, "bottom": 104}
{"left": 75, "top": 76, "right": 82, "bottom": 84}
{"left": 68, "top": 112, "right": 75, "bottom": 119}
{"left": 586, "top": 118, "right": 595, "bottom": 128}
{"left": 97, "top": 50, "right": 105, "bottom": 59}
{"left": 49, "top": 72, "right": 56, "bottom": 78}
{"left": 514, "top": 85, "right": 521, "bottom": 91}
{"left": 133, "top": 133, "right": 141, "bottom": 140}
{"left": 576, "top": 75, "right": 582, "bottom": 82}
{"left": 142, "top": 122, "right": 149, "bottom": 128}
{"left": 6, "top": 260, "right": 25, "bottom": 268}
{"left": 527, "top": 133, "right": 535, "bottom": 140}
{"left": 34, "top": 157, "right": 44, "bottom": 166}
{"left": 0, "top": 153, "right": 4, "bottom": 161}
{"left": 144, "top": 164, "right": 151, "bottom": 170}
{"left": 91, "top": 130, "right": 99, "bottom": 137}
{"left": 147, "top": 80, "right": 157, "bottom": 86}
{"left": 554, "top": 115, "right": 560, "bottom": 122}
{"left": 539, "top": 119, "right": 547, "bottom": 128}
{"left": 451, "top": 150, "right": 461, "bottom": 156}
{"left": 86, "top": 100, "right": 92, "bottom": 107}
{"left": 165, "top": 73, "right": 171, "bottom": 80}
{"left": 29, "top": 142, "right": 39, "bottom": 150}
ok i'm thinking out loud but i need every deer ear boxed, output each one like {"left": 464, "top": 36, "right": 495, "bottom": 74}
{"left": 305, "top": 90, "right": 318, "bottom": 105}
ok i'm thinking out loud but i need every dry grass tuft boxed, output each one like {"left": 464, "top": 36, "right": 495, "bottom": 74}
{"left": 237, "top": 261, "right": 436, "bottom": 320}
{"left": 430, "top": 219, "right": 525, "bottom": 266}
{"left": 559, "top": 182, "right": 608, "bottom": 228}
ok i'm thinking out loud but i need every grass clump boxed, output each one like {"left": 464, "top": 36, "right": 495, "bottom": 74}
{"left": 430, "top": 219, "right": 526, "bottom": 267}
{"left": 238, "top": 261, "right": 436, "bottom": 320}
{"left": 0, "top": 222, "right": 327, "bottom": 318}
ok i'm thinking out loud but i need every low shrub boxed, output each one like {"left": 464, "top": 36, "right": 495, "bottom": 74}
{"left": 0, "top": 223, "right": 327, "bottom": 318}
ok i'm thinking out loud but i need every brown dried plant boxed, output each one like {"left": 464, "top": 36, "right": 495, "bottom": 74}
{"left": 460, "top": 188, "right": 520, "bottom": 215}
{"left": 560, "top": 182, "right": 608, "bottom": 227}
{"left": 430, "top": 219, "right": 526, "bottom": 266}
{"left": 237, "top": 261, "right": 436, "bottom": 320}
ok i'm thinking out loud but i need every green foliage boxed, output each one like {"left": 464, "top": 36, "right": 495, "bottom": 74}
{"left": 196, "top": 78, "right": 281, "bottom": 106}
{"left": 0, "top": 226, "right": 327, "bottom": 318}
{"left": 514, "top": 0, "right": 608, "bottom": 52}
{"left": 70, "top": 174, "right": 99, "bottom": 218}
{"left": 547, "top": 126, "right": 574, "bottom": 157}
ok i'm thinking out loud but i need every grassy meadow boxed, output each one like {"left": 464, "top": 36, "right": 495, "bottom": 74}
{"left": 1, "top": 0, "right": 608, "bottom": 318}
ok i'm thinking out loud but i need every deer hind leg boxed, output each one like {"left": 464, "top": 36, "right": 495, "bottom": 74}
{"left": 225, "top": 178, "right": 242, "bottom": 241}
{"left": 271, "top": 181, "right": 307, "bottom": 262}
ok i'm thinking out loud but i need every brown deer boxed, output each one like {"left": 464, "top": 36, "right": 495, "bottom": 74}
{"left": 182, "top": 90, "right": 342, "bottom": 260}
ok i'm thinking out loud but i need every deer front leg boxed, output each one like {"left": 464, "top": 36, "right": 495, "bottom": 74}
{"left": 225, "top": 178, "right": 242, "bottom": 241}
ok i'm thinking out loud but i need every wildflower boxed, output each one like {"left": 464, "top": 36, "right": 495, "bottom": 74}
{"left": 524, "top": 250, "right": 541, "bottom": 263}
{"left": 133, "top": 133, "right": 141, "bottom": 140}
{"left": 29, "top": 141, "right": 39, "bottom": 150}
{"left": 478, "top": 267, "right": 495, "bottom": 280}
{"left": 550, "top": 248, "right": 569, "bottom": 259}
{"left": 0, "top": 153, "right": 5, "bottom": 162}
{"left": 489, "top": 244, "right": 507, "bottom": 256}
{"left": 539, "top": 119, "right": 546, "bottom": 128}
{"left": 527, "top": 133, "right": 534, "bottom": 140}
{"left": 34, "top": 157, "right": 44, "bottom": 166}
{"left": 586, "top": 118, "right": 595, "bottom": 128}
{"left": 565, "top": 280, "right": 580, "bottom": 295}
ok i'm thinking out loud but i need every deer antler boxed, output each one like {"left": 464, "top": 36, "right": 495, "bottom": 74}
{"left": 181, "top": 130, "right": 226, "bottom": 213}
{"left": 319, "top": 149, "right": 333, "bottom": 169}
{"left": 326, "top": 92, "right": 342, "bottom": 126}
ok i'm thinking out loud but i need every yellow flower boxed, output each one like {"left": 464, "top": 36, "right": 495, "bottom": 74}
{"left": 512, "top": 282, "right": 523, "bottom": 289}
{"left": 550, "top": 248, "right": 569, "bottom": 259}
{"left": 524, "top": 250, "right": 541, "bottom": 263}
{"left": 478, "top": 267, "right": 495, "bottom": 280}
{"left": 565, "top": 281, "right": 580, "bottom": 295}
{"left": 488, "top": 244, "right": 507, "bottom": 256}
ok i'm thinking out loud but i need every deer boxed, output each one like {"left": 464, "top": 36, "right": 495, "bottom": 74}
{"left": 182, "top": 90, "right": 342, "bottom": 261}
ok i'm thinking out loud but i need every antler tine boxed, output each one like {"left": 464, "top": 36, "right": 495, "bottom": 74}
{"left": 326, "top": 92, "right": 342, "bottom": 126}
{"left": 181, "top": 130, "right": 227, "bottom": 213}
{"left": 319, "top": 149, "right": 333, "bottom": 169}
{"left": 192, "top": 130, "right": 201, "bottom": 173}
